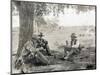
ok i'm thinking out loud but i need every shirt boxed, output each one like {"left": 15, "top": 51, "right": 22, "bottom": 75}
{"left": 71, "top": 40, "right": 80, "bottom": 48}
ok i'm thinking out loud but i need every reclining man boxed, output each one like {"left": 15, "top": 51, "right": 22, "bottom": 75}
{"left": 15, "top": 34, "right": 50, "bottom": 71}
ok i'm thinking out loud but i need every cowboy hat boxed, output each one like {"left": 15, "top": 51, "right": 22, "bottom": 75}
{"left": 38, "top": 32, "right": 44, "bottom": 37}
{"left": 71, "top": 33, "right": 77, "bottom": 38}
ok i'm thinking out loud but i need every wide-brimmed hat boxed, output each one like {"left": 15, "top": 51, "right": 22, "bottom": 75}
{"left": 38, "top": 32, "right": 44, "bottom": 37}
{"left": 71, "top": 33, "right": 77, "bottom": 38}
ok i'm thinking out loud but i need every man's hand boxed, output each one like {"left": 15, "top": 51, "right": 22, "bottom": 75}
{"left": 36, "top": 47, "right": 44, "bottom": 51}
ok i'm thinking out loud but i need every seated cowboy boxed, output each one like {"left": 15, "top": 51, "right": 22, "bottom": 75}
{"left": 71, "top": 33, "right": 80, "bottom": 48}
{"left": 36, "top": 32, "right": 52, "bottom": 56}
{"left": 64, "top": 33, "right": 80, "bottom": 60}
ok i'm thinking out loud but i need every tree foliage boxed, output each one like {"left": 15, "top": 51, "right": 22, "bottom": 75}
{"left": 12, "top": 1, "right": 95, "bottom": 17}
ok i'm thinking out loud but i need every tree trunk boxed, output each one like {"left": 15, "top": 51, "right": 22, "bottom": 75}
{"left": 17, "top": 9, "right": 33, "bottom": 57}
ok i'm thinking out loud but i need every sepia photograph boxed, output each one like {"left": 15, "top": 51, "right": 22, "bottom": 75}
{"left": 11, "top": 0, "right": 96, "bottom": 74}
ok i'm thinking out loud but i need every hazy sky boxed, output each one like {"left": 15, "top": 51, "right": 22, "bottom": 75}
{"left": 12, "top": 7, "right": 95, "bottom": 27}
{"left": 44, "top": 8, "right": 95, "bottom": 26}
{"left": 59, "top": 8, "right": 95, "bottom": 26}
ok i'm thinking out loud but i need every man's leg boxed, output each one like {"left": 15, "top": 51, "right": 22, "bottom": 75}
{"left": 64, "top": 48, "right": 68, "bottom": 57}
{"left": 64, "top": 48, "right": 74, "bottom": 60}
{"left": 64, "top": 48, "right": 79, "bottom": 60}
{"left": 64, "top": 47, "right": 71, "bottom": 57}
{"left": 45, "top": 44, "right": 52, "bottom": 56}
{"left": 35, "top": 51, "right": 49, "bottom": 65}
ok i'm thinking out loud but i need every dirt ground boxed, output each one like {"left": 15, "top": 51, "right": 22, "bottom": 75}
{"left": 12, "top": 47, "right": 96, "bottom": 74}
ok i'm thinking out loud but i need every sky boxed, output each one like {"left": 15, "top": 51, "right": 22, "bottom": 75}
{"left": 58, "top": 8, "right": 95, "bottom": 26}
{"left": 12, "top": 6, "right": 95, "bottom": 27}
{"left": 44, "top": 7, "right": 95, "bottom": 27}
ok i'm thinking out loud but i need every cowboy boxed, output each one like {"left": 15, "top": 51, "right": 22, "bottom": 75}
{"left": 70, "top": 33, "right": 80, "bottom": 48}
{"left": 64, "top": 33, "right": 80, "bottom": 60}
{"left": 37, "top": 32, "right": 52, "bottom": 56}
